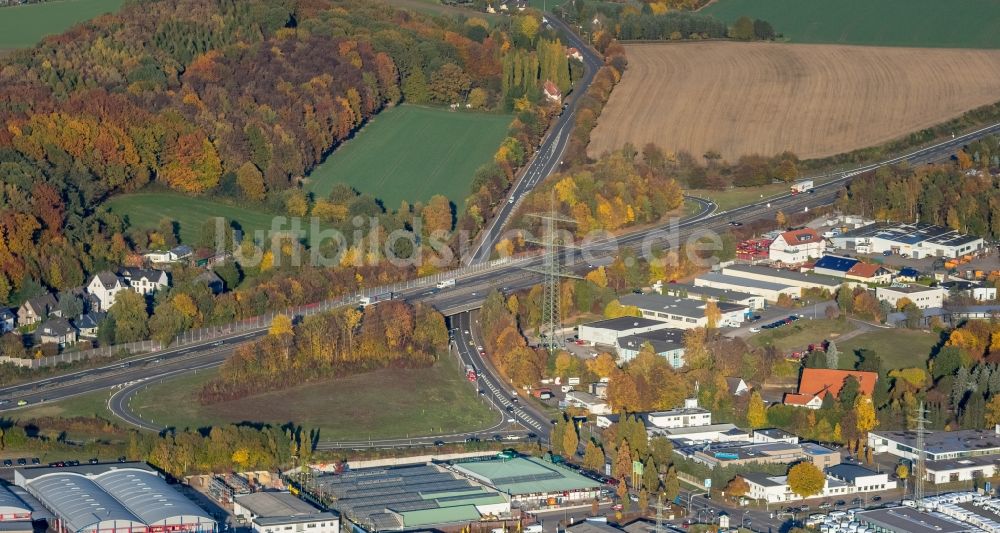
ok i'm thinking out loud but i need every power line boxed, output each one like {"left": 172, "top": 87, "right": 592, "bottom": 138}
{"left": 525, "top": 192, "right": 580, "bottom": 355}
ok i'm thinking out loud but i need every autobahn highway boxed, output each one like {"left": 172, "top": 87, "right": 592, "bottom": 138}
{"left": 468, "top": 14, "right": 605, "bottom": 265}
{"left": 1, "top": 14, "right": 998, "bottom": 441}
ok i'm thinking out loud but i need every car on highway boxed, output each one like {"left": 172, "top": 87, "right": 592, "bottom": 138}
{"left": 749, "top": 327, "right": 760, "bottom": 333}
{"left": 478, "top": 389, "right": 486, "bottom": 395}
{"left": 492, "top": 434, "right": 502, "bottom": 442}
{"left": 433, "top": 440, "right": 445, "bottom": 447}
{"left": 31, "top": 458, "right": 39, "bottom": 465}
{"left": 16, "top": 400, "right": 26, "bottom": 406}
{"left": 16, "top": 458, "right": 26, "bottom": 466}
{"left": 728, "top": 221, "right": 743, "bottom": 226}
{"left": 465, "top": 437, "right": 480, "bottom": 443}
{"left": 2, "top": 460, "right": 11, "bottom": 467}
{"left": 505, "top": 406, "right": 515, "bottom": 413}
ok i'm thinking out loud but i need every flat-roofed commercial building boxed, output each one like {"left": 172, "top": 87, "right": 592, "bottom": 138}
{"left": 233, "top": 492, "right": 338, "bottom": 533}
{"left": 15, "top": 463, "right": 215, "bottom": 533}
{"left": 312, "top": 463, "right": 510, "bottom": 530}
{"left": 722, "top": 265, "right": 842, "bottom": 293}
{"left": 577, "top": 317, "right": 675, "bottom": 347}
{"left": 661, "top": 283, "right": 765, "bottom": 311}
{"left": 618, "top": 294, "right": 747, "bottom": 329}
{"left": 693, "top": 273, "right": 799, "bottom": 303}
{"left": 831, "top": 222, "right": 985, "bottom": 259}
{"left": 451, "top": 456, "right": 601, "bottom": 508}
{"left": 876, "top": 285, "right": 947, "bottom": 310}
{"left": 868, "top": 427, "right": 1000, "bottom": 462}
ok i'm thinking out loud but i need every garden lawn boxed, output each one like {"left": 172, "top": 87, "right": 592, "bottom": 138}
{"left": 305, "top": 105, "right": 512, "bottom": 208}
{"left": 703, "top": 0, "right": 1000, "bottom": 49}
{"left": 750, "top": 318, "right": 856, "bottom": 352}
{"left": 837, "top": 329, "right": 942, "bottom": 370}
{"left": 127, "top": 356, "right": 498, "bottom": 441}
{"left": 105, "top": 193, "right": 285, "bottom": 246}
{"left": 0, "top": 0, "right": 123, "bottom": 50}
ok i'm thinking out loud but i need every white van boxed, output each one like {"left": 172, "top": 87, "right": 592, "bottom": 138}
{"left": 524, "top": 526, "right": 543, "bottom": 533}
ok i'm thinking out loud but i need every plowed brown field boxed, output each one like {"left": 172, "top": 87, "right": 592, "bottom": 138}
{"left": 588, "top": 42, "right": 1000, "bottom": 160}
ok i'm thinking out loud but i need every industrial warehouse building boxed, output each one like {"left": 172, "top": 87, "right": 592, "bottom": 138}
{"left": 615, "top": 327, "right": 686, "bottom": 366}
{"left": 721, "top": 264, "right": 843, "bottom": 294}
{"left": 830, "top": 221, "right": 985, "bottom": 259}
{"left": 617, "top": 293, "right": 747, "bottom": 329}
{"left": 0, "top": 483, "right": 34, "bottom": 533}
{"left": 15, "top": 462, "right": 215, "bottom": 533}
{"left": 233, "top": 492, "right": 338, "bottom": 533}
{"left": 577, "top": 316, "right": 675, "bottom": 347}
{"left": 693, "top": 272, "right": 799, "bottom": 303}
{"left": 450, "top": 455, "right": 602, "bottom": 509}
{"left": 875, "top": 284, "right": 947, "bottom": 310}
{"left": 311, "top": 462, "right": 510, "bottom": 530}
{"left": 661, "top": 283, "right": 766, "bottom": 311}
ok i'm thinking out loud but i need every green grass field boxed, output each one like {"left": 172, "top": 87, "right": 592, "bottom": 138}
{"left": 0, "top": 0, "right": 123, "bottom": 50}
{"left": 687, "top": 183, "right": 791, "bottom": 211}
{"left": 837, "top": 329, "right": 942, "bottom": 370}
{"left": 105, "top": 192, "right": 286, "bottom": 245}
{"left": 126, "top": 357, "right": 498, "bottom": 441}
{"left": 305, "top": 105, "right": 512, "bottom": 208}
{"left": 703, "top": 0, "right": 1000, "bottom": 48}
{"left": 750, "top": 318, "right": 857, "bottom": 352}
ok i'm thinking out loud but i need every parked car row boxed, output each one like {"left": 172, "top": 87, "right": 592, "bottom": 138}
{"left": 761, "top": 314, "right": 801, "bottom": 330}
{"left": 1, "top": 458, "right": 39, "bottom": 467}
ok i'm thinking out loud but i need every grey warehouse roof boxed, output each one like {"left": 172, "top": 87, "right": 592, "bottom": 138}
{"left": 696, "top": 272, "right": 795, "bottom": 292}
{"left": 723, "top": 265, "right": 842, "bottom": 288}
{"left": 19, "top": 464, "right": 214, "bottom": 533}
{"left": 235, "top": 492, "right": 322, "bottom": 518}
{"left": 663, "top": 283, "right": 758, "bottom": 302}
{"left": 581, "top": 316, "right": 666, "bottom": 331}
{"left": 618, "top": 293, "right": 745, "bottom": 318}
{"left": 856, "top": 507, "right": 970, "bottom": 533}
{"left": 0, "top": 484, "right": 31, "bottom": 516}
{"left": 95, "top": 469, "right": 213, "bottom": 526}
{"left": 27, "top": 474, "right": 143, "bottom": 533}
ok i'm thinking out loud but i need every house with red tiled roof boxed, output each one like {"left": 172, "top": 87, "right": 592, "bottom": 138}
{"left": 769, "top": 228, "right": 826, "bottom": 265}
{"left": 783, "top": 368, "right": 878, "bottom": 410}
{"left": 542, "top": 80, "right": 562, "bottom": 103}
{"left": 845, "top": 262, "right": 892, "bottom": 284}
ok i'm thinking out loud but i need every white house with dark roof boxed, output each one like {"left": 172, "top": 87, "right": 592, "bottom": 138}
{"left": 87, "top": 272, "right": 127, "bottom": 312}
{"left": 119, "top": 268, "right": 169, "bottom": 296}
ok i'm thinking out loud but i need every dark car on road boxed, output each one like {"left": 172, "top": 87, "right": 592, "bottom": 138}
{"left": 15, "top": 458, "right": 26, "bottom": 466}
{"left": 2, "top": 460, "right": 10, "bottom": 467}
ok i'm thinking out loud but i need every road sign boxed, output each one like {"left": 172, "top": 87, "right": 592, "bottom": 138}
{"left": 633, "top": 460, "right": 644, "bottom": 477}
{"left": 704, "top": 478, "right": 712, "bottom": 489}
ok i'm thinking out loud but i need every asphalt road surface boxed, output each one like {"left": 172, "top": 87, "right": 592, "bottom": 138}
{"left": 469, "top": 14, "right": 604, "bottom": 265}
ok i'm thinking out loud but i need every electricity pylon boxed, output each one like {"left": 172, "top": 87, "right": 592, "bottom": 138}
{"left": 526, "top": 192, "right": 580, "bottom": 355}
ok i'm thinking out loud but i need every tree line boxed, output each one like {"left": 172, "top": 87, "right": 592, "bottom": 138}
{"left": 838, "top": 162, "right": 1000, "bottom": 239}
{"left": 198, "top": 301, "right": 448, "bottom": 403}
{"left": 0, "top": 0, "right": 576, "bottom": 312}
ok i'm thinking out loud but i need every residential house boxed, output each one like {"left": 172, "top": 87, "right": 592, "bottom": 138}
{"left": 17, "top": 293, "right": 59, "bottom": 325}
{"left": 846, "top": 262, "right": 892, "bottom": 284}
{"left": 894, "top": 267, "right": 922, "bottom": 283}
{"left": 87, "top": 272, "right": 127, "bottom": 312}
{"left": 783, "top": 368, "right": 878, "bottom": 409}
{"left": 119, "top": 268, "right": 169, "bottom": 296}
{"left": 143, "top": 245, "right": 194, "bottom": 265}
{"left": 0, "top": 308, "right": 14, "bottom": 333}
{"left": 725, "top": 377, "right": 749, "bottom": 396}
{"left": 542, "top": 80, "right": 562, "bottom": 103}
{"left": 74, "top": 312, "right": 106, "bottom": 339}
{"left": 769, "top": 228, "right": 826, "bottom": 265}
{"left": 35, "top": 317, "right": 77, "bottom": 347}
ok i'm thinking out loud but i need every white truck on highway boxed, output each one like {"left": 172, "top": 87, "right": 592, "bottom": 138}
{"left": 791, "top": 179, "right": 814, "bottom": 194}
{"left": 359, "top": 291, "right": 393, "bottom": 308}
{"left": 436, "top": 278, "right": 456, "bottom": 289}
